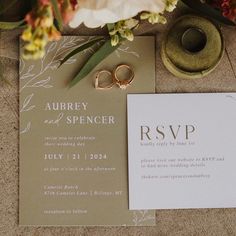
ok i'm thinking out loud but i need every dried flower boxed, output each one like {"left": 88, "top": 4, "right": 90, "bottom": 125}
{"left": 59, "top": 0, "right": 79, "bottom": 24}
{"left": 109, "top": 19, "right": 139, "bottom": 46}
{"left": 221, "top": 0, "right": 236, "bottom": 21}
{"left": 140, "top": 12, "right": 167, "bottom": 24}
{"left": 108, "top": 0, "right": 178, "bottom": 47}
{"left": 165, "top": 0, "right": 178, "bottom": 12}
{"left": 22, "top": 0, "right": 78, "bottom": 59}
{"left": 141, "top": 0, "right": 178, "bottom": 25}
{"left": 209, "top": 0, "right": 236, "bottom": 21}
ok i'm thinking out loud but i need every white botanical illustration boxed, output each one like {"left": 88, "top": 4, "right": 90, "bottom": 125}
{"left": 20, "top": 93, "right": 35, "bottom": 113}
{"left": 132, "top": 210, "right": 155, "bottom": 226}
{"left": 115, "top": 45, "right": 140, "bottom": 58}
{"left": 20, "top": 122, "right": 31, "bottom": 134}
{"left": 19, "top": 36, "right": 98, "bottom": 134}
{"left": 20, "top": 36, "right": 86, "bottom": 91}
{"left": 19, "top": 36, "right": 141, "bottom": 134}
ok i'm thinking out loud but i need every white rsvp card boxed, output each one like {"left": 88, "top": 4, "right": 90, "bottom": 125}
{"left": 127, "top": 93, "right": 236, "bottom": 210}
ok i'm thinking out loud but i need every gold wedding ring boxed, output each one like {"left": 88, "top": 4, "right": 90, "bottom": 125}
{"left": 113, "top": 64, "right": 134, "bottom": 90}
{"left": 95, "top": 70, "right": 115, "bottom": 90}
{"left": 95, "top": 64, "right": 134, "bottom": 90}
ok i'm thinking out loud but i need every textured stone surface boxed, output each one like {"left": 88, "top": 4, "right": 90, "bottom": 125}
{"left": 0, "top": 2, "right": 236, "bottom": 236}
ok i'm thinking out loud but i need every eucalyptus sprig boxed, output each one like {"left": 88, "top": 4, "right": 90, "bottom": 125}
{"left": 59, "top": 37, "right": 105, "bottom": 67}
{"left": 68, "top": 38, "right": 122, "bottom": 88}
{"left": 58, "top": 23, "right": 127, "bottom": 88}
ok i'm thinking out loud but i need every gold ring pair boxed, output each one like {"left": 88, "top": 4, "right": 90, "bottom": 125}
{"left": 95, "top": 64, "right": 134, "bottom": 90}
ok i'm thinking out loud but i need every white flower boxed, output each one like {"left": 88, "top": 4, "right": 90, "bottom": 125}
{"left": 69, "top": 0, "right": 167, "bottom": 28}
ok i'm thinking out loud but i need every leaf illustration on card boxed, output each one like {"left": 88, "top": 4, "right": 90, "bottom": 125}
{"left": 28, "top": 65, "right": 34, "bottom": 73}
{"left": 31, "top": 77, "right": 53, "bottom": 88}
{"left": 20, "top": 94, "right": 35, "bottom": 112}
{"left": 116, "top": 46, "right": 140, "bottom": 58}
{"left": 20, "top": 37, "right": 81, "bottom": 91}
{"left": 20, "top": 65, "right": 35, "bottom": 80}
{"left": 47, "top": 41, "right": 57, "bottom": 53}
{"left": 132, "top": 210, "right": 155, "bottom": 226}
{"left": 49, "top": 61, "right": 60, "bottom": 70}
{"left": 19, "top": 58, "right": 25, "bottom": 75}
{"left": 20, "top": 122, "right": 31, "bottom": 134}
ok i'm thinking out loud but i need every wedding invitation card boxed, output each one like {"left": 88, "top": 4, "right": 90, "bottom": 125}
{"left": 19, "top": 36, "right": 155, "bottom": 225}
{"left": 128, "top": 93, "right": 236, "bottom": 210}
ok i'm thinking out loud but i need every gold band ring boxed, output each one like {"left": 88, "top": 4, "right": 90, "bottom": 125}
{"left": 95, "top": 70, "right": 115, "bottom": 90}
{"left": 113, "top": 64, "right": 134, "bottom": 90}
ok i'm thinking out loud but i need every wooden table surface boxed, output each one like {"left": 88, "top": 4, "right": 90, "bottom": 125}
{"left": 0, "top": 2, "right": 236, "bottom": 236}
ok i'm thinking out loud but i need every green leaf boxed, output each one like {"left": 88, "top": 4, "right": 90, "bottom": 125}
{"left": 0, "top": 0, "right": 18, "bottom": 15}
{"left": 107, "top": 23, "right": 115, "bottom": 31}
{"left": 0, "top": 19, "right": 25, "bottom": 29}
{"left": 69, "top": 39, "right": 122, "bottom": 88}
{"left": 59, "top": 37, "right": 105, "bottom": 67}
{"left": 182, "top": 0, "right": 235, "bottom": 26}
{"left": 50, "top": 0, "right": 63, "bottom": 30}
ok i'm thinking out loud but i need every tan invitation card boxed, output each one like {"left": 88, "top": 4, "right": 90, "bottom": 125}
{"left": 19, "top": 36, "right": 155, "bottom": 226}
